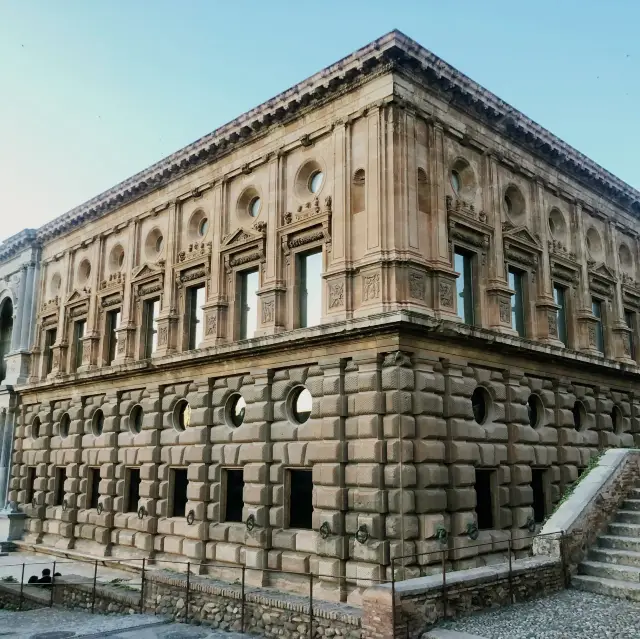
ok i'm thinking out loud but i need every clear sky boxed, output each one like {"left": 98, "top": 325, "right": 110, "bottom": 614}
{"left": 1, "top": 1, "right": 639, "bottom": 242}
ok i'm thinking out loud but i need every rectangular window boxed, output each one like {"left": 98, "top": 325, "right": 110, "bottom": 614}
{"left": 73, "top": 319, "right": 86, "bottom": 369}
{"left": 88, "top": 467, "right": 100, "bottom": 510}
{"left": 106, "top": 309, "right": 121, "bottom": 365}
{"left": 592, "top": 298, "right": 604, "bottom": 352}
{"left": 299, "top": 250, "right": 322, "bottom": 328}
{"left": 474, "top": 469, "right": 495, "bottom": 530}
{"left": 44, "top": 328, "right": 57, "bottom": 375}
{"left": 531, "top": 469, "right": 546, "bottom": 524}
{"left": 223, "top": 468, "right": 244, "bottom": 523}
{"left": 625, "top": 309, "right": 636, "bottom": 359}
{"left": 54, "top": 467, "right": 67, "bottom": 507}
{"left": 454, "top": 249, "right": 474, "bottom": 325}
{"left": 170, "top": 468, "right": 189, "bottom": 518}
{"left": 553, "top": 284, "right": 568, "bottom": 346}
{"left": 508, "top": 268, "right": 525, "bottom": 336}
{"left": 239, "top": 269, "right": 259, "bottom": 340}
{"left": 186, "top": 285, "right": 205, "bottom": 350}
{"left": 287, "top": 469, "right": 313, "bottom": 530}
{"left": 143, "top": 298, "right": 160, "bottom": 358}
{"left": 125, "top": 468, "right": 141, "bottom": 513}
{"left": 25, "top": 466, "right": 36, "bottom": 504}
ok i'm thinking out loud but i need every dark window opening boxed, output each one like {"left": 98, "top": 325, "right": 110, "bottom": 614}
{"left": 88, "top": 467, "right": 100, "bottom": 509}
{"left": 170, "top": 468, "right": 188, "bottom": 518}
{"left": 44, "top": 328, "right": 57, "bottom": 375}
{"left": 553, "top": 284, "right": 568, "bottom": 346}
{"left": 508, "top": 268, "right": 525, "bottom": 336}
{"left": 54, "top": 467, "right": 67, "bottom": 506}
{"left": 454, "top": 249, "right": 474, "bottom": 325}
{"left": 625, "top": 309, "right": 636, "bottom": 359}
{"left": 298, "top": 250, "right": 322, "bottom": 328}
{"left": 0, "top": 299, "right": 13, "bottom": 384}
{"left": 125, "top": 468, "right": 141, "bottom": 513}
{"left": 239, "top": 270, "right": 259, "bottom": 340}
{"left": 143, "top": 298, "right": 160, "bottom": 358}
{"left": 531, "top": 469, "right": 546, "bottom": 523}
{"left": 25, "top": 466, "right": 36, "bottom": 504}
{"left": 288, "top": 469, "right": 313, "bottom": 529}
{"left": 474, "top": 469, "right": 494, "bottom": 530}
{"left": 187, "top": 285, "right": 205, "bottom": 350}
{"left": 592, "top": 298, "right": 604, "bottom": 353}
{"left": 223, "top": 469, "right": 244, "bottom": 523}
{"left": 73, "top": 319, "right": 86, "bottom": 370}
{"left": 106, "top": 309, "right": 121, "bottom": 364}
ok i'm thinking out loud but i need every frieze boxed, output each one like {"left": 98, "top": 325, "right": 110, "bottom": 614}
{"left": 229, "top": 251, "right": 264, "bottom": 268}
{"left": 40, "top": 297, "right": 60, "bottom": 313}
{"left": 100, "top": 272, "right": 125, "bottom": 290}
{"left": 69, "top": 304, "right": 89, "bottom": 318}
{"left": 177, "top": 266, "right": 208, "bottom": 287}
{"left": 177, "top": 241, "right": 212, "bottom": 264}
{"left": 100, "top": 294, "right": 122, "bottom": 308}
{"left": 550, "top": 261, "right": 580, "bottom": 284}
{"left": 439, "top": 281, "right": 454, "bottom": 308}
{"left": 328, "top": 282, "right": 345, "bottom": 309}
{"left": 158, "top": 326, "right": 168, "bottom": 347}
{"left": 499, "top": 299, "right": 511, "bottom": 324}
{"left": 288, "top": 229, "right": 325, "bottom": 249}
{"left": 137, "top": 282, "right": 163, "bottom": 298}
{"left": 262, "top": 300, "right": 275, "bottom": 323}
{"left": 504, "top": 246, "right": 538, "bottom": 269}
{"left": 363, "top": 273, "right": 380, "bottom": 301}
{"left": 445, "top": 195, "right": 488, "bottom": 224}
{"left": 588, "top": 324, "right": 597, "bottom": 347}
{"left": 409, "top": 272, "right": 425, "bottom": 300}
{"left": 548, "top": 240, "right": 577, "bottom": 262}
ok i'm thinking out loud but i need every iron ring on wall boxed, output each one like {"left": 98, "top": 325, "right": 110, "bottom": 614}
{"left": 319, "top": 522, "right": 331, "bottom": 539}
{"left": 355, "top": 524, "right": 369, "bottom": 545}
{"left": 466, "top": 521, "right": 479, "bottom": 541}
{"left": 96, "top": 503, "right": 104, "bottom": 515}
{"left": 62, "top": 499, "right": 68, "bottom": 512}
{"left": 245, "top": 514, "right": 256, "bottom": 532}
{"left": 137, "top": 506, "right": 146, "bottom": 520}
{"left": 186, "top": 509, "right": 195, "bottom": 525}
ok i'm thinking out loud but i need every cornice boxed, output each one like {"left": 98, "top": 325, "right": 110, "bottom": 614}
{"left": 3, "top": 30, "right": 639, "bottom": 264}
{"left": 0, "top": 229, "right": 39, "bottom": 264}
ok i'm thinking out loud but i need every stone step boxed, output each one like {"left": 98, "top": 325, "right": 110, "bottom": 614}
{"left": 622, "top": 499, "right": 640, "bottom": 512}
{"left": 608, "top": 522, "right": 640, "bottom": 537}
{"left": 615, "top": 510, "right": 640, "bottom": 524}
{"left": 579, "top": 560, "right": 640, "bottom": 582}
{"left": 589, "top": 546, "right": 640, "bottom": 568}
{"left": 573, "top": 574, "right": 640, "bottom": 601}
{"left": 628, "top": 488, "right": 640, "bottom": 500}
{"left": 598, "top": 534, "right": 640, "bottom": 552}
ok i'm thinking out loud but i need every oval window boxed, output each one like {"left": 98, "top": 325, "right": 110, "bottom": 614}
{"left": 291, "top": 387, "right": 312, "bottom": 424}
{"left": 471, "top": 387, "right": 490, "bottom": 425}
{"left": 129, "top": 404, "right": 143, "bottom": 435}
{"left": 249, "top": 197, "right": 261, "bottom": 218}
{"left": 92, "top": 409, "right": 104, "bottom": 437}
{"left": 227, "top": 394, "right": 246, "bottom": 428}
{"left": 59, "top": 413, "right": 71, "bottom": 439}
{"left": 309, "top": 171, "right": 324, "bottom": 194}
{"left": 450, "top": 170, "right": 461, "bottom": 195}
{"left": 155, "top": 234, "right": 164, "bottom": 253}
{"left": 198, "top": 217, "right": 209, "bottom": 237}
{"left": 527, "top": 394, "right": 544, "bottom": 428}
{"left": 32, "top": 416, "right": 41, "bottom": 440}
{"left": 174, "top": 400, "right": 191, "bottom": 432}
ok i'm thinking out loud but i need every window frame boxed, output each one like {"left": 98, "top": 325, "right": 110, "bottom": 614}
{"left": 87, "top": 467, "right": 100, "bottom": 510}
{"left": 625, "top": 308, "right": 637, "bottom": 360}
{"left": 105, "top": 308, "right": 121, "bottom": 365}
{"left": 507, "top": 266, "right": 526, "bottom": 337}
{"left": 168, "top": 467, "right": 189, "bottom": 518}
{"left": 72, "top": 318, "right": 87, "bottom": 371}
{"left": 221, "top": 467, "right": 245, "bottom": 523}
{"left": 297, "top": 248, "right": 323, "bottom": 329}
{"left": 124, "top": 467, "right": 141, "bottom": 514}
{"left": 474, "top": 467, "right": 498, "bottom": 531}
{"left": 54, "top": 466, "right": 67, "bottom": 507}
{"left": 238, "top": 268, "right": 259, "bottom": 341}
{"left": 592, "top": 297, "right": 605, "bottom": 353}
{"left": 285, "top": 467, "right": 314, "bottom": 530}
{"left": 185, "top": 283, "right": 206, "bottom": 350}
{"left": 43, "top": 327, "right": 57, "bottom": 376}
{"left": 142, "top": 297, "right": 161, "bottom": 359}
{"left": 454, "top": 247, "right": 475, "bottom": 325}
{"left": 553, "top": 283, "right": 569, "bottom": 346}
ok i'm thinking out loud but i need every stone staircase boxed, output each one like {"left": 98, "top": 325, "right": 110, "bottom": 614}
{"left": 574, "top": 484, "right": 640, "bottom": 600}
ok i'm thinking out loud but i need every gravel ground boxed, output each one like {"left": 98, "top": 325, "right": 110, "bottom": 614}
{"left": 436, "top": 589, "right": 640, "bottom": 639}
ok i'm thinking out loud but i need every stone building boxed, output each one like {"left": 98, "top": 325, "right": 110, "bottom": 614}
{"left": 8, "top": 31, "right": 640, "bottom": 603}
{"left": 0, "top": 230, "right": 40, "bottom": 508}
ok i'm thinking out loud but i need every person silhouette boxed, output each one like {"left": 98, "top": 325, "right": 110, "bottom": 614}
{"left": 38, "top": 569, "right": 52, "bottom": 584}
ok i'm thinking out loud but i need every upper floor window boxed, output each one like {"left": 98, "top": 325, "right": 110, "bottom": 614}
{"left": 0, "top": 299, "right": 13, "bottom": 383}
{"left": 454, "top": 249, "right": 474, "bottom": 325}
{"left": 143, "top": 298, "right": 160, "bottom": 358}
{"left": 44, "top": 328, "right": 56, "bottom": 375}
{"left": 299, "top": 250, "right": 322, "bottom": 328}
{"left": 553, "top": 284, "right": 568, "bottom": 346}
{"left": 508, "top": 267, "right": 525, "bottom": 337}
{"left": 186, "top": 285, "right": 205, "bottom": 350}
{"left": 625, "top": 309, "right": 636, "bottom": 359}
{"left": 239, "top": 269, "right": 259, "bottom": 340}
{"left": 592, "top": 298, "right": 604, "bottom": 353}
{"left": 106, "top": 309, "right": 121, "bottom": 365}
{"left": 73, "top": 319, "right": 86, "bottom": 370}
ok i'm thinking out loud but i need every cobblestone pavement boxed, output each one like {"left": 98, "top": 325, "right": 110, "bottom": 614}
{"left": 0, "top": 608, "right": 251, "bottom": 638}
{"left": 436, "top": 588, "right": 640, "bottom": 639}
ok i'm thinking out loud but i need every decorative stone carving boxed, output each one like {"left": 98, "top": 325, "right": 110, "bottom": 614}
{"left": 116, "top": 338, "right": 126, "bottom": 354}
{"left": 445, "top": 195, "right": 488, "bottom": 224}
{"left": 623, "top": 333, "right": 632, "bottom": 357}
{"left": 588, "top": 325, "right": 597, "bottom": 347}
{"left": 328, "top": 282, "right": 344, "bottom": 309}
{"left": 158, "top": 326, "right": 168, "bottom": 347}
{"left": 177, "top": 242, "right": 212, "bottom": 264}
{"left": 253, "top": 221, "right": 267, "bottom": 234}
{"left": 499, "top": 300, "right": 511, "bottom": 324}
{"left": 262, "top": 300, "right": 275, "bottom": 323}
{"left": 205, "top": 313, "right": 217, "bottom": 336}
{"left": 547, "top": 310, "right": 558, "bottom": 338}
{"left": 409, "top": 272, "right": 425, "bottom": 300}
{"left": 363, "top": 274, "right": 380, "bottom": 301}
{"left": 439, "top": 281, "right": 453, "bottom": 308}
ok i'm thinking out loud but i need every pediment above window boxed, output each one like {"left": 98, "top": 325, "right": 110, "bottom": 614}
{"left": 66, "top": 289, "right": 90, "bottom": 305}
{"left": 589, "top": 262, "right": 616, "bottom": 297}
{"left": 176, "top": 241, "right": 212, "bottom": 269}
{"left": 132, "top": 262, "right": 165, "bottom": 299}
{"left": 446, "top": 195, "right": 489, "bottom": 226}
{"left": 503, "top": 225, "right": 541, "bottom": 270}
{"left": 99, "top": 272, "right": 125, "bottom": 294}
{"left": 281, "top": 196, "right": 332, "bottom": 231}
{"left": 221, "top": 222, "right": 267, "bottom": 273}
{"left": 550, "top": 252, "right": 580, "bottom": 285}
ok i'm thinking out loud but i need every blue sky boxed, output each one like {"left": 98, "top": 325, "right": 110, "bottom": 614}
{"left": 1, "top": 1, "right": 639, "bottom": 242}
